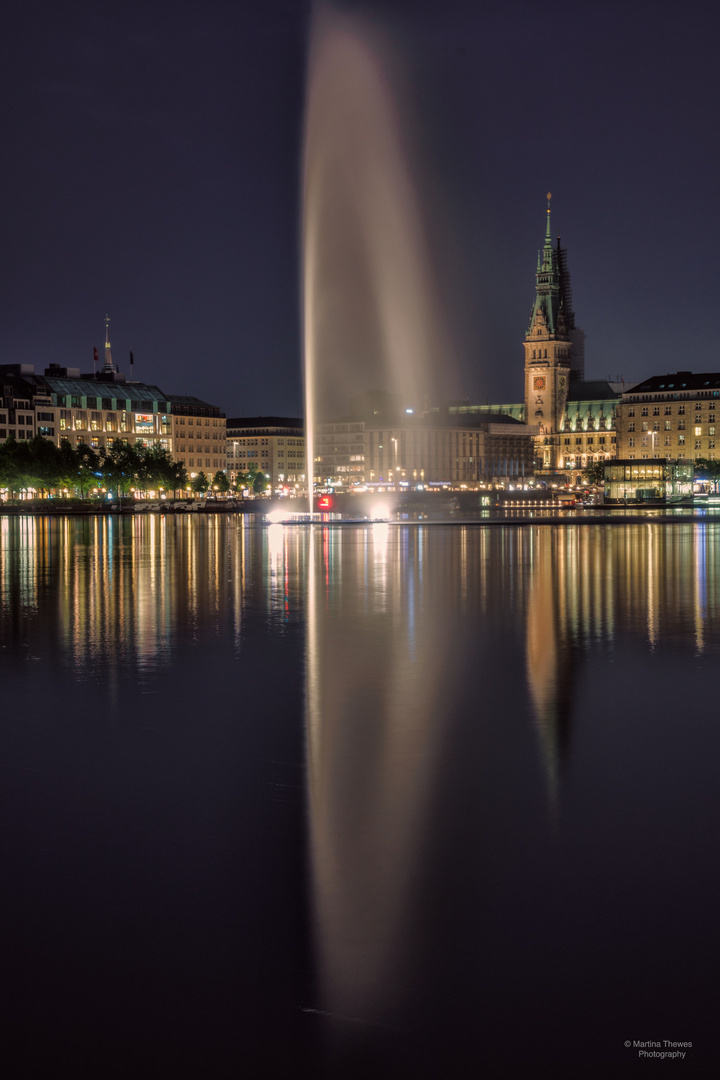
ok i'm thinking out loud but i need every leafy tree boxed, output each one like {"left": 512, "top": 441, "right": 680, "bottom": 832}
{"left": 232, "top": 471, "right": 253, "bottom": 495}
{"left": 170, "top": 461, "right": 188, "bottom": 496}
{"left": 25, "top": 436, "right": 62, "bottom": 496}
{"left": 191, "top": 470, "right": 210, "bottom": 494}
{"left": 56, "top": 440, "right": 80, "bottom": 495}
{"left": 250, "top": 467, "right": 269, "bottom": 495}
{"left": 581, "top": 461, "right": 606, "bottom": 486}
{"left": 101, "top": 440, "right": 141, "bottom": 498}
{"left": 132, "top": 443, "right": 174, "bottom": 494}
{"left": 212, "top": 469, "right": 230, "bottom": 494}
{"left": 0, "top": 436, "right": 21, "bottom": 498}
{"left": 694, "top": 457, "right": 720, "bottom": 491}
{"left": 74, "top": 443, "right": 101, "bottom": 498}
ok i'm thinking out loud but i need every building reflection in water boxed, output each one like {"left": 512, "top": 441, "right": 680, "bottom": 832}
{"left": 304, "top": 520, "right": 720, "bottom": 1031}
{"left": 3, "top": 516, "right": 720, "bottom": 1042}
{"left": 0, "top": 515, "right": 307, "bottom": 679}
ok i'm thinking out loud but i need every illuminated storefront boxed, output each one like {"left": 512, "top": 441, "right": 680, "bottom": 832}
{"left": 603, "top": 459, "right": 693, "bottom": 504}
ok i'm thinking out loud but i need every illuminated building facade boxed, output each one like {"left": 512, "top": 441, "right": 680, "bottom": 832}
{"left": 170, "top": 397, "right": 226, "bottom": 477}
{"left": 226, "top": 417, "right": 305, "bottom": 492}
{"left": 315, "top": 411, "right": 535, "bottom": 486}
{"left": 522, "top": 196, "right": 622, "bottom": 477}
{"left": 315, "top": 420, "right": 366, "bottom": 484}
{"left": 615, "top": 371, "right": 720, "bottom": 462}
{"left": 0, "top": 362, "right": 224, "bottom": 477}
{"left": 364, "top": 414, "right": 535, "bottom": 485}
{"left": 427, "top": 201, "right": 625, "bottom": 483}
{"left": 603, "top": 459, "right": 693, "bottom": 503}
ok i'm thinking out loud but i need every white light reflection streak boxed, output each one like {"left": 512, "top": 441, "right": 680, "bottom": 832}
{"left": 647, "top": 523, "right": 657, "bottom": 648}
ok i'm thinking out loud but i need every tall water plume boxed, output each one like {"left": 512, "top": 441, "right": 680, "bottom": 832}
{"left": 302, "top": 3, "right": 456, "bottom": 500}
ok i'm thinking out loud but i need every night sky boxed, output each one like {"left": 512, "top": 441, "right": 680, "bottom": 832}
{"left": 1, "top": 0, "right": 717, "bottom": 417}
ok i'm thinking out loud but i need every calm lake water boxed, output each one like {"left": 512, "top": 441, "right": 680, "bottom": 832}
{"left": 1, "top": 514, "right": 718, "bottom": 1078}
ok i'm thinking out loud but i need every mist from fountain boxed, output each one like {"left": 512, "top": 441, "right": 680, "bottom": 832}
{"left": 301, "top": 3, "right": 457, "bottom": 508}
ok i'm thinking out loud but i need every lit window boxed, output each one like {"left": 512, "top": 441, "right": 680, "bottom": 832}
{"left": 695, "top": 426, "right": 702, "bottom": 436}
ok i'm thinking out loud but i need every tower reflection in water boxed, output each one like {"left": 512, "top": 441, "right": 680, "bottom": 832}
{"left": 2, "top": 516, "right": 720, "bottom": 1068}
{"left": 304, "top": 521, "right": 720, "bottom": 1042}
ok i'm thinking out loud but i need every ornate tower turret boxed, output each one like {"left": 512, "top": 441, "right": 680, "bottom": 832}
{"left": 524, "top": 195, "right": 572, "bottom": 470}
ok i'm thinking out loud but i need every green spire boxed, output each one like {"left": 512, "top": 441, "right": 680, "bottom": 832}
{"left": 526, "top": 193, "right": 564, "bottom": 339}
{"left": 544, "top": 191, "right": 553, "bottom": 247}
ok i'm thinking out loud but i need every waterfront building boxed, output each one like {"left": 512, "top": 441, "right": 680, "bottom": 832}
{"left": 522, "top": 196, "right": 623, "bottom": 478}
{"left": 0, "top": 354, "right": 224, "bottom": 479}
{"left": 226, "top": 417, "right": 305, "bottom": 492}
{"left": 315, "top": 407, "right": 535, "bottom": 487}
{"left": 603, "top": 459, "right": 693, "bottom": 503}
{"left": 615, "top": 371, "right": 720, "bottom": 462}
{"left": 0, "top": 366, "right": 45, "bottom": 443}
{"left": 170, "top": 396, "right": 226, "bottom": 477}
{"left": 363, "top": 412, "right": 535, "bottom": 486}
{"left": 315, "top": 419, "right": 367, "bottom": 484}
{"left": 446, "top": 199, "right": 625, "bottom": 483}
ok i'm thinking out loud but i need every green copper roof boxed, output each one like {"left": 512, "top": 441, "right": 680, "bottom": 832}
{"left": 562, "top": 398, "right": 618, "bottom": 432}
{"left": 527, "top": 198, "right": 566, "bottom": 339}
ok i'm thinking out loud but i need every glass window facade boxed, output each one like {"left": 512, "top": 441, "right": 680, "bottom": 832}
{"left": 603, "top": 459, "right": 693, "bottom": 503}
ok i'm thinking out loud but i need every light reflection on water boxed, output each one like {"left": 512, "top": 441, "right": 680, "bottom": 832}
{"left": 1, "top": 516, "right": 719, "bottom": 1076}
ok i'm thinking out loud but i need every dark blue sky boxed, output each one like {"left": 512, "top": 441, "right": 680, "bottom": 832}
{"left": 1, "top": 0, "right": 717, "bottom": 415}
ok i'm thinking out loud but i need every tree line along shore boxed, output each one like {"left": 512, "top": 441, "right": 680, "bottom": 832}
{"left": 0, "top": 434, "right": 269, "bottom": 502}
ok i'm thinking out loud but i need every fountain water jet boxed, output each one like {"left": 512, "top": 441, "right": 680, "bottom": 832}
{"left": 302, "top": 3, "right": 457, "bottom": 508}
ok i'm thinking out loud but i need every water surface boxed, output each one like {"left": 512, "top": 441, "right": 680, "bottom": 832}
{"left": 1, "top": 515, "right": 717, "bottom": 1077}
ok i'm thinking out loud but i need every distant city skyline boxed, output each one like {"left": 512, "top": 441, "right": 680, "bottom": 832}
{"left": 1, "top": 0, "right": 716, "bottom": 418}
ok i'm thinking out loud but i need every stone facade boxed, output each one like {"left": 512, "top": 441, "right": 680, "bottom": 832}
{"left": 226, "top": 417, "right": 305, "bottom": 492}
{"left": 615, "top": 372, "right": 720, "bottom": 462}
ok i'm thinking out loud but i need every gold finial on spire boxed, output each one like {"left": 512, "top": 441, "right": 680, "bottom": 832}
{"left": 547, "top": 192, "right": 552, "bottom": 210}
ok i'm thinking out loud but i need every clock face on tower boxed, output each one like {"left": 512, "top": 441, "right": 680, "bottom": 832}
{"left": 558, "top": 376, "right": 567, "bottom": 390}
{"left": 533, "top": 376, "right": 546, "bottom": 391}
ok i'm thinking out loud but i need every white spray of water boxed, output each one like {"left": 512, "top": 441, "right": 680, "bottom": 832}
{"left": 302, "top": 3, "right": 456, "bottom": 505}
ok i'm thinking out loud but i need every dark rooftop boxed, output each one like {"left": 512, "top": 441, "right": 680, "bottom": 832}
{"left": 227, "top": 416, "right": 304, "bottom": 429}
{"left": 567, "top": 380, "right": 622, "bottom": 402}
{"left": 625, "top": 371, "right": 720, "bottom": 394}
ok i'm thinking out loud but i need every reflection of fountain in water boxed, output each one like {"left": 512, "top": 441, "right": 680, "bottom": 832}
{"left": 305, "top": 524, "right": 461, "bottom": 1024}
{"left": 302, "top": 4, "right": 456, "bottom": 506}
